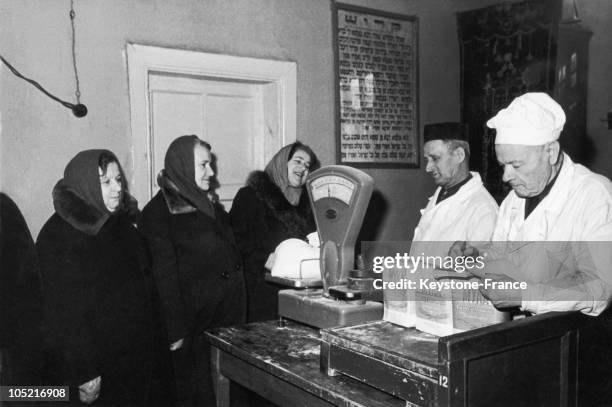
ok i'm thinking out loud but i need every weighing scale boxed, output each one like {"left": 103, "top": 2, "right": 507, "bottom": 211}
{"left": 273, "top": 165, "right": 383, "bottom": 329}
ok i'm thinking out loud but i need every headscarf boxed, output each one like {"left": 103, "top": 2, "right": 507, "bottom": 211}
{"left": 164, "top": 135, "right": 215, "bottom": 219}
{"left": 265, "top": 143, "right": 309, "bottom": 206}
{"left": 54, "top": 149, "right": 124, "bottom": 234}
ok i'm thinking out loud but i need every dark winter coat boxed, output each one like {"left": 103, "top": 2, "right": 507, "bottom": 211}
{"left": 230, "top": 170, "right": 316, "bottom": 322}
{"left": 36, "top": 183, "right": 174, "bottom": 406}
{"left": 138, "top": 176, "right": 246, "bottom": 343}
{"left": 0, "top": 193, "right": 43, "bottom": 385}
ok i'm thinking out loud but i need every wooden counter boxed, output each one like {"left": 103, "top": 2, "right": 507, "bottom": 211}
{"left": 205, "top": 320, "right": 404, "bottom": 407}
{"left": 206, "top": 310, "right": 612, "bottom": 406}
{"left": 321, "top": 311, "right": 612, "bottom": 406}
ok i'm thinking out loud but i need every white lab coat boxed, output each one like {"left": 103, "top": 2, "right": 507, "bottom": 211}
{"left": 413, "top": 172, "right": 498, "bottom": 253}
{"left": 406, "top": 172, "right": 498, "bottom": 334}
{"left": 493, "top": 153, "right": 612, "bottom": 315}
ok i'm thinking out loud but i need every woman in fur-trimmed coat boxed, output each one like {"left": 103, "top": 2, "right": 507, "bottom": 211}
{"left": 36, "top": 150, "right": 174, "bottom": 406}
{"left": 138, "top": 135, "right": 246, "bottom": 406}
{"left": 230, "top": 141, "right": 320, "bottom": 322}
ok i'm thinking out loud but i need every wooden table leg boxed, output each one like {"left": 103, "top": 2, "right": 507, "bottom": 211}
{"left": 320, "top": 340, "right": 340, "bottom": 376}
{"left": 211, "top": 346, "right": 230, "bottom": 407}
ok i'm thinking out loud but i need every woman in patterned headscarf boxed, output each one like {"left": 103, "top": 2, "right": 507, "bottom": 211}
{"left": 37, "top": 150, "right": 174, "bottom": 406}
{"left": 230, "top": 141, "right": 320, "bottom": 322}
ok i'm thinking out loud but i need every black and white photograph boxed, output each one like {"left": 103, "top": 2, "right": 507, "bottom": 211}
{"left": 1, "top": 0, "right": 612, "bottom": 406}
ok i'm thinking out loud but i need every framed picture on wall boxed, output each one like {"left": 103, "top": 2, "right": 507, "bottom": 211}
{"left": 333, "top": 3, "right": 419, "bottom": 168}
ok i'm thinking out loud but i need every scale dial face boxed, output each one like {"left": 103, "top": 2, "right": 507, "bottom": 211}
{"left": 310, "top": 175, "right": 356, "bottom": 205}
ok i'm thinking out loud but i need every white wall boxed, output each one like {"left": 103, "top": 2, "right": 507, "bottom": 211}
{"left": 2, "top": 0, "right": 610, "bottom": 239}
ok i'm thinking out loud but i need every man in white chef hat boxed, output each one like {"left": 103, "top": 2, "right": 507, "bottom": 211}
{"left": 454, "top": 92, "right": 612, "bottom": 316}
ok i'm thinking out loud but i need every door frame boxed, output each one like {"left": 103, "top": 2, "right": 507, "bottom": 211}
{"left": 126, "top": 43, "right": 297, "bottom": 205}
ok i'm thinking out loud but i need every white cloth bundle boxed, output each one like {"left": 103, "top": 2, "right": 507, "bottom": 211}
{"left": 271, "top": 233, "right": 321, "bottom": 279}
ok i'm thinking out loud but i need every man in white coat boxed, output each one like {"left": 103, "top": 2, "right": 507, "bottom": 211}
{"left": 461, "top": 92, "right": 612, "bottom": 316}
{"left": 413, "top": 122, "right": 498, "bottom": 245}
{"left": 396, "top": 123, "right": 499, "bottom": 332}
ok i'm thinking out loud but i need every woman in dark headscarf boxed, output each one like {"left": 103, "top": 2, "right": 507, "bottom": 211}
{"left": 36, "top": 150, "right": 174, "bottom": 406}
{"left": 139, "top": 135, "right": 246, "bottom": 406}
{"left": 230, "top": 141, "right": 320, "bottom": 322}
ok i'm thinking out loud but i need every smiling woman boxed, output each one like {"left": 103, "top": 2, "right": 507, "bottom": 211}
{"left": 230, "top": 141, "right": 320, "bottom": 323}
{"left": 287, "top": 149, "right": 312, "bottom": 188}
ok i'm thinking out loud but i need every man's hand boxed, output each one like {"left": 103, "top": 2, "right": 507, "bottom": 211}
{"left": 478, "top": 273, "right": 522, "bottom": 309}
{"left": 79, "top": 376, "right": 101, "bottom": 404}
{"left": 169, "top": 338, "right": 184, "bottom": 351}
{"left": 448, "top": 241, "right": 480, "bottom": 258}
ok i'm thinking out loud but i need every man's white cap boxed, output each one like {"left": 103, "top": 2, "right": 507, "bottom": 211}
{"left": 487, "top": 92, "right": 566, "bottom": 145}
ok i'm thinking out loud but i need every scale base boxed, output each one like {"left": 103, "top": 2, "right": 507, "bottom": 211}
{"left": 265, "top": 272, "right": 322, "bottom": 288}
{"left": 329, "top": 284, "right": 384, "bottom": 302}
{"left": 278, "top": 289, "right": 383, "bottom": 329}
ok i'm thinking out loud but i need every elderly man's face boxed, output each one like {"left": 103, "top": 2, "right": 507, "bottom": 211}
{"left": 495, "top": 143, "right": 557, "bottom": 198}
{"left": 424, "top": 140, "right": 464, "bottom": 188}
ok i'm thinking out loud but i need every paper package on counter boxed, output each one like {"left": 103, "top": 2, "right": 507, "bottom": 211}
{"left": 415, "top": 268, "right": 509, "bottom": 336}
{"left": 366, "top": 241, "right": 417, "bottom": 327}
{"left": 452, "top": 280, "right": 510, "bottom": 331}
{"left": 271, "top": 237, "right": 320, "bottom": 279}
{"left": 382, "top": 265, "right": 416, "bottom": 327}
{"left": 414, "top": 267, "right": 456, "bottom": 336}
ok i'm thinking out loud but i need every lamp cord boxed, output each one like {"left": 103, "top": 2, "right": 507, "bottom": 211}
{"left": 0, "top": 54, "right": 74, "bottom": 109}
{"left": 70, "top": 0, "right": 81, "bottom": 104}
{"left": 0, "top": 0, "right": 87, "bottom": 117}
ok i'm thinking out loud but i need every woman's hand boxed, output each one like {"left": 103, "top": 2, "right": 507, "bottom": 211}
{"left": 79, "top": 376, "right": 101, "bottom": 404}
{"left": 169, "top": 338, "right": 184, "bottom": 351}
{"left": 264, "top": 252, "right": 277, "bottom": 271}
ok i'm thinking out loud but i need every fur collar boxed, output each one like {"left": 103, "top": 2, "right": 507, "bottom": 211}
{"left": 247, "top": 171, "right": 297, "bottom": 212}
{"left": 52, "top": 180, "right": 139, "bottom": 236}
{"left": 246, "top": 170, "right": 312, "bottom": 238}
{"left": 158, "top": 172, "right": 197, "bottom": 215}
{"left": 53, "top": 180, "right": 109, "bottom": 235}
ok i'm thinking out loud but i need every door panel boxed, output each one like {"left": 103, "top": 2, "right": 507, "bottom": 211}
{"left": 150, "top": 90, "right": 203, "bottom": 190}
{"left": 149, "top": 73, "right": 263, "bottom": 210}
